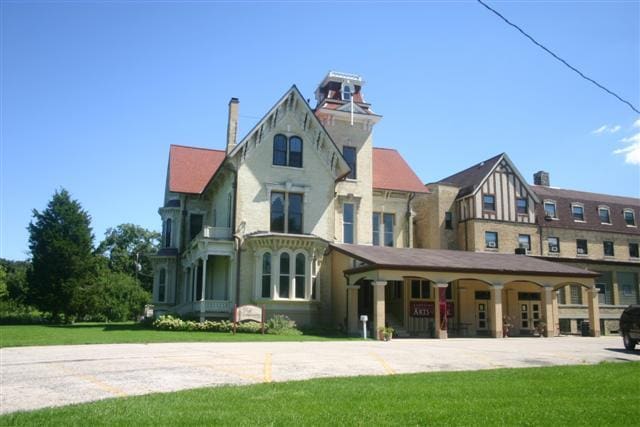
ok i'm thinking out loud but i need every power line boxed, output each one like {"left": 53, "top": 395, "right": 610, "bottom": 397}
{"left": 477, "top": 0, "right": 640, "bottom": 115}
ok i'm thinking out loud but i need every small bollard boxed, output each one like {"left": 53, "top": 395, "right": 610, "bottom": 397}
{"left": 360, "top": 314, "right": 369, "bottom": 339}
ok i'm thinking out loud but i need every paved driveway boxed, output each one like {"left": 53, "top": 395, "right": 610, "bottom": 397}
{"left": 1, "top": 336, "right": 638, "bottom": 414}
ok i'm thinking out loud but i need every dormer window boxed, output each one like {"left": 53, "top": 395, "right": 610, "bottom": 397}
{"left": 624, "top": 209, "right": 636, "bottom": 226}
{"left": 571, "top": 203, "right": 584, "bottom": 221}
{"left": 598, "top": 206, "right": 611, "bottom": 224}
{"left": 544, "top": 201, "right": 557, "bottom": 219}
{"left": 341, "top": 83, "right": 354, "bottom": 101}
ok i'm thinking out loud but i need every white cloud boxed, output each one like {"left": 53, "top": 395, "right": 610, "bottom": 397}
{"left": 613, "top": 142, "right": 640, "bottom": 165}
{"left": 609, "top": 125, "right": 621, "bottom": 133}
{"left": 620, "top": 132, "right": 640, "bottom": 144}
{"left": 592, "top": 125, "right": 607, "bottom": 134}
{"left": 634, "top": 118, "right": 640, "bottom": 128}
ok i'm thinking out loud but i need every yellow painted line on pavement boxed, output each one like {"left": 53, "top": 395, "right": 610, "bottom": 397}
{"left": 56, "top": 365, "right": 126, "bottom": 397}
{"left": 161, "top": 356, "right": 262, "bottom": 383}
{"left": 264, "top": 353, "right": 272, "bottom": 383}
{"left": 370, "top": 352, "right": 396, "bottom": 375}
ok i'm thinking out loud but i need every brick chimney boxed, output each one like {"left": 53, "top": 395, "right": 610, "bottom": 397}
{"left": 533, "top": 171, "right": 550, "bottom": 187}
{"left": 226, "top": 97, "right": 239, "bottom": 154}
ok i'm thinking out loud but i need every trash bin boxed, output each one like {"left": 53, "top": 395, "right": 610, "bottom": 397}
{"left": 581, "top": 320, "right": 590, "bottom": 337}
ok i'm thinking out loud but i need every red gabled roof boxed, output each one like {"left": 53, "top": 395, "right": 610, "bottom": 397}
{"left": 372, "top": 148, "right": 428, "bottom": 193}
{"left": 169, "top": 145, "right": 226, "bottom": 194}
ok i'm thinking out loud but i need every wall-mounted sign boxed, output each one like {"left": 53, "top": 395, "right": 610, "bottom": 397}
{"left": 410, "top": 301, "right": 454, "bottom": 318}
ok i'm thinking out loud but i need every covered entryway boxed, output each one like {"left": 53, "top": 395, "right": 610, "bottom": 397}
{"left": 330, "top": 244, "right": 600, "bottom": 340}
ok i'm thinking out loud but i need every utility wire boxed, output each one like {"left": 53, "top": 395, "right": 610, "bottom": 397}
{"left": 477, "top": 0, "right": 639, "bottom": 115}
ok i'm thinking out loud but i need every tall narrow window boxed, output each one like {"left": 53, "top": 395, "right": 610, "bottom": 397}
{"left": 624, "top": 209, "right": 636, "bottom": 226}
{"left": 343, "top": 203, "right": 354, "bottom": 244}
{"left": 630, "top": 243, "right": 639, "bottom": 258}
{"left": 544, "top": 201, "right": 557, "bottom": 218}
{"left": 603, "top": 241, "right": 614, "bottom": 257}
{"left": 279, "top": 253, "right": 290, "bottom": 298}
{"left": 261, "top": 253, "right": 271, "bottom": 298}
{"left": 383, "top": 213, "right": 394, "bottom": 247}
{"left": 571, "top": 204, "right": 584, "bottom": 221}
{"left": 570, "top": 285, "right": 582, "bottom": 305}
{"left": 516, "top": 198, "right": 528, "bottom": 215}
{"left": 483, "top": 194, "right": 496, "bottom": 211}
{"left": 227, "top": 193, "right": 233, "bottom": 227}
{"left": 189, "top": 214, "right": 203, "bottom": 241}
{"left": 343, "top": 146, "right": 357, "bottom": 179}
{"left": 372, "top": 212, "right": 381, "bottom": 246}
{"left": 342, "top": 84, "right": 352, "bottom": 101}
{"left": 164, "top": 219, "right": 172, "bottom": 248}
{"left": 445, "top": 212, "right": 453, "bottom": 230}
{"left": 557, "top": 288, "right": 566, "bottom": 305}
{"left": 158, "top": 268, "right": 166, "bottom": 302}
{"left": 598, "top": 207, "right": 611, "bottom": 224}
{"left": 289, "top": 136, "right": 303, "bottom": 168}
{"left": 270, "top": 192, "right": 285, "bottom": 232}
{"left": 273, "top": 134, "right": 287, "bottom": 166}
{"left": 295, "top": 253, "right": 306, "bottom": 299}
{"left": 288, "top": 193, "right": 303, "bottom": 234}
{"left": 311, "top": 258, "right": 318, "bottom": 300}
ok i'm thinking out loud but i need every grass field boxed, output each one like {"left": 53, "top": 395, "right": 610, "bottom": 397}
{"left": 0, "top": 323, "right": 353, "bottom": 348}
{"left": 2, "top": 362, "right": 638, "bottom": 426}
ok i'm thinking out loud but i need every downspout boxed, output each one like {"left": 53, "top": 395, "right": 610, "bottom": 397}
{"left": 406, "top": 192, "right": 415, "bottom": 248}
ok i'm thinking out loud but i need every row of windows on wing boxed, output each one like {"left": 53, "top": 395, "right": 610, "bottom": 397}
{"left": 342, "top": 205, "right": 396, "bottom": 246}
{"left": 259, "top": 251, "right": 317, "bottom": 300}
{"left": 483, "top": 231, "right": 639, "bottom": 258}
{"left": 543, "top": 201, "right": 637, "bottom": 226}
{"left": 482, "top": 194, "right": 529, "bottom": 214}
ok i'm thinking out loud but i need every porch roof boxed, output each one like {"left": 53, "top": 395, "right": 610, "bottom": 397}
{"left": 331, "top": 244, "right": 599, "bottom": 278}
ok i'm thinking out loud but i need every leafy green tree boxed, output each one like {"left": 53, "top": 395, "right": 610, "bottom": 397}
{"left": 0, "top": 259, "right": 30, "bottom": 303}
{"left": 27, "top": 189, "right": 95, "bottom": 320}
{"left": 0, "top": 265, "right": 7, "bottom": 300}
{"left": 96, "top": 223, "right": 160, "bottom": 291}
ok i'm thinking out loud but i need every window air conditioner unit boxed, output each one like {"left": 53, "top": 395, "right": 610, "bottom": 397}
{"left": 577, "top": 248, "right": 585, "bottom": 254}
{"left": 550, "top": 246, "right": 559, "bottom": 253}
{"left": 488, "top": 241, "right": 496, "bottom": 248}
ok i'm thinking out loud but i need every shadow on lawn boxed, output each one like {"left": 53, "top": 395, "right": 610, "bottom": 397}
{"left": 37, "top": 323, "right": 151, "bottom": 332}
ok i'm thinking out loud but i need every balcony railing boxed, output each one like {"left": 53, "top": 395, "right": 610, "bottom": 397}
{"left": 202, "top": 226, "right": 232, "bottom": 240}
{"left": 174, "top": 300, "right": 233, "bottom": 316}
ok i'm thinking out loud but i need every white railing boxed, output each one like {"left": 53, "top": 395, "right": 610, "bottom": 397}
{"left": 202, "top": 226, "right": 232, "bottom": 240}
{"left": 204, "top": 300, "right": 233, "bottom": 313}
{"left": 173, "top": 300, "right": 232, "bottom": 315}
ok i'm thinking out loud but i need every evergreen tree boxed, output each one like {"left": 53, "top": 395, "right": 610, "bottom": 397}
{"left": 27, "top": 189, "right": 95, "bottom": 320}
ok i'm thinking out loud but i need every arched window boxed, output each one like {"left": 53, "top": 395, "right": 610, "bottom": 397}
{"left": 273, "top": 134, "right": 287, "bottom": 166}
{"left": 261, "top": 253, "right": 271, "bottom": 298}
{"left": 164, "top": 219, "right": 172, "bottom": 248}
{"left": 295, "top": 253, "right": 306, "bottom": 299}
{"left": 279, "top": 253, "right": 290, "bottom": 298}
{"left": 342, "top": 84, "right": 352, "bottom": 101}
{"left": 158, "top": 268, "right": 166, "bottom": 302}
{"left": 289, "top": 136, "right": 303, "bottom": 168}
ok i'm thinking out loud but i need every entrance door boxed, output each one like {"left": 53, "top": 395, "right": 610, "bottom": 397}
{"left": 519, "top": 301, "right": 541, "bottom": 334}
{"left": 477, "top": 301, "right": 489, "bottom": 332}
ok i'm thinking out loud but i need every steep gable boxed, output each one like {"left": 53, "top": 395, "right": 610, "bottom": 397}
{"left": 229, "top": 85, "right": 351, "bottom": 180}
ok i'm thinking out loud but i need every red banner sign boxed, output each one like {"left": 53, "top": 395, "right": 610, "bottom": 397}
{"left": 410, "top": 301, "right": 454, "bottom": 318}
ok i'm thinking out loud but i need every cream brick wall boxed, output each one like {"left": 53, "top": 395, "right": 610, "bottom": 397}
{"left": 463, "top": 220, "right": 540, "bottom": 254}
{"left": 414, "top": 184, "right": 458, "bottom": 249}
{"left": 540, "top": 227, "right": 640, "bottom": 262}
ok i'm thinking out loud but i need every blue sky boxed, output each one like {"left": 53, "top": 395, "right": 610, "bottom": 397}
{"left": 1, "top": 1, "right": 639, "bottom": 261}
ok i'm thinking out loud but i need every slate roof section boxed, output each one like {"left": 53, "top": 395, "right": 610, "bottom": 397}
{"left": 168, "top": 145, "right": 226, "bottom": 194}
{"left": 372, "top": 148, "right": 428, "bottom": 193}
{"left": 532, "top": 185, "right": 640, "bottom": 235}
{"left": 435, "top": 153, "right": 504, "bottom": 197}
{"left": 331, "top": 243, "right": 599, "bottom": 278}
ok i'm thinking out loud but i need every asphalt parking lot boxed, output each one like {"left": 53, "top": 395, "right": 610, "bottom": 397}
{"left": 1, "top": 336, "right": 637, "bottom": 414}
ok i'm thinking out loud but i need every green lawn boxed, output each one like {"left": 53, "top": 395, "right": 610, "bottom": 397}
{"left": 0, "top": 323, "right": 353, "bottom": 348}
{"left": 2, "top": 362, "right": 638, "bottom": 426}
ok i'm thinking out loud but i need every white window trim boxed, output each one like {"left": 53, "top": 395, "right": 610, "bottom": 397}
{"left": 543, "top": 200, "right": 558, "bottom": 219}
{"left": 623, "top": 208, "right": 637, "bottom": 227}
{"left": 267, "top": 185, "right": 307, "bottom": 234}
{"left": 342, "top": 202, "right": 356, "bottom": 244}
{"left": 341, "top": 82, "right": 354, "bottom": 101}
{"left": 598, "top": 205, "right": 612, "bottom": 225}
{"left": 571, "top": 202, "right": 585, "bottom": 222}
{"left": 256, "top": 249, "right": 315, "bottom": 302}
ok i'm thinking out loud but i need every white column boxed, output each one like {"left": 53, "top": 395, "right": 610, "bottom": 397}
{"left": 201, "top": 256, "right": 207, "bottom": 301}
{"left": 489, "top": 284, "right": 504, "bottom": 338}
{"left": 587, "top": 287, "right": 601, "bottom": 337}
{"left": 542, "top": 286, "right": 554, "bottom": 337}
{"left": 434, "top": 283, "right": 449, "bottom": 339}
{"left": 372, "top": 281, "right": 387, "bottom": 340}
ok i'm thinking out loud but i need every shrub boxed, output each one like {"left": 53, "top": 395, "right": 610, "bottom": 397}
{"left": 266, "top": 314, "right": 302, "bottom": 336}
{"left": 235, "top": 321, "right": 264, "bottom": 334}
{"left": 0, "top": 300, "right": 47, "bottom": 324}
{"left": 152, "top": 315, "right": 234, "bottom": 333}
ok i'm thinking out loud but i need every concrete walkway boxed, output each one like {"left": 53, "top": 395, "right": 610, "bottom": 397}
{"left": 1, "top": 336, "right": 637, "bottom": 414}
